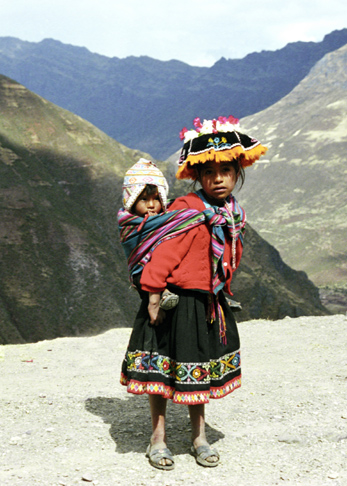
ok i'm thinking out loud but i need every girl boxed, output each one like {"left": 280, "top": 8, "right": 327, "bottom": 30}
{"left": 120, "top": 117, "right": 267, "bottom": 470}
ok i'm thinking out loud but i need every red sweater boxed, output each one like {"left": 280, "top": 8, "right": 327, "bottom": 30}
{"left": 140, "top": 193, "right": 244, "bottom": 295}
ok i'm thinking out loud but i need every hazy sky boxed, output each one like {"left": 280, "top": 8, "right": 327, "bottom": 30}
{"left": 1, "top": 0, "right": 346, "bottom": 66}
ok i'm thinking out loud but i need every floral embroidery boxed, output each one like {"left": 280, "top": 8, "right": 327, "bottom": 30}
{"left": 207, "top": 136, "right": 230, "bottom": 151}
{"left": 125, "top": 349, "right": 240, "bottom": 385}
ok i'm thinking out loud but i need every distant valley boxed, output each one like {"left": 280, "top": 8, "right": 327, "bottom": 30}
{"left": 0, "top": 29, "right": 346, "bottom": 159}
{"left": 0, "top": 75, "right": 327, "bottom": 344}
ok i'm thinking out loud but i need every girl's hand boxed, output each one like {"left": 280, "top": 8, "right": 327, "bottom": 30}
{"left": 148, "top": 292, "right": 165, "bottom": 325}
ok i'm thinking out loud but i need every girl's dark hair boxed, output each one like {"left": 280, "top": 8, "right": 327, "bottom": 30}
{"left": 230, "top": 159, "right": 245, "bottom": 188}
{"left": 192, "top": 159, "right": 245, "bottom": 190}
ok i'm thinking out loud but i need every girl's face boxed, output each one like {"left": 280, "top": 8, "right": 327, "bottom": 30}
{"left": 133, "top": 188, "right": 162, "bottom": 217}
{"left": 199, "top": 161, "right": 238, "bottom": 205}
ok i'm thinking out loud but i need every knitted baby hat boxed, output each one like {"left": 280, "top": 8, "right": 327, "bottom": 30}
{"left": 122, "top": 158, "right": 169, "bottom": 212}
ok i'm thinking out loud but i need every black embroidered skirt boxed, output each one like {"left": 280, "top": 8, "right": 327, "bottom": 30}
{"left": 120, "top": 287, "right": 241, "bottom": 405}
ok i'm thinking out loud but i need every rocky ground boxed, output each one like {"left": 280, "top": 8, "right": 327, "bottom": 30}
{"left": 1, "top": 314, "right": 347, "bottom": 486}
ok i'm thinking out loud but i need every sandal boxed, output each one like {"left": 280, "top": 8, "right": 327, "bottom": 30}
{"left": 146, "top": 444, "right": 175, "bottom": 470}
{"left": 191, "top": 444, "right": 220, "bottom": 467}
{"left": 159, "top": 290, "right": 179, "bottom": 310}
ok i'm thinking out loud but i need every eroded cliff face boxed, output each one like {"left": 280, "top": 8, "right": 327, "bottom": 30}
{"left": 231, "top": 225, "right": 328, "bottom": 322}
{"left": 237, "top": 44, "right": 347, "bottom": 290}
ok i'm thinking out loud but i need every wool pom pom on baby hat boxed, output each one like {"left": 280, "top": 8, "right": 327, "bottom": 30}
{"left": 122, "top": 158, "right": 169, "bottom": 212}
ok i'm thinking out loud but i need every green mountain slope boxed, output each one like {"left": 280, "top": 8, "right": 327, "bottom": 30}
{"left": 0, "top": 75, "right": 156, "bottom": 344}
{"left": 0, "top": 75, "right": 328, "bottom": 344}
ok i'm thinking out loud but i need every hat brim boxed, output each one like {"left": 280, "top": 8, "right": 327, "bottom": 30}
{"left": 176, "top": 131, "right": 267, "bottom": 180}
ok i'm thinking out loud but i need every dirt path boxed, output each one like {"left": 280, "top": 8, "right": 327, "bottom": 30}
{"left": 1, "top": 314, "right": 347, "bottom": 486}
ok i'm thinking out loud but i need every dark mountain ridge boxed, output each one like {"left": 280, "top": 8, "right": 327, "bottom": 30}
{"left": 0, "top": 29, "right": 346, "bottom": 159}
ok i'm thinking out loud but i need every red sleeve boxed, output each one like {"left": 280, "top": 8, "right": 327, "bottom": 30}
{"left": 140, "top": 193, "right": 202, "bottom": 292}
{"left": 140, "top": 228, "right": 198, "bottom": 292}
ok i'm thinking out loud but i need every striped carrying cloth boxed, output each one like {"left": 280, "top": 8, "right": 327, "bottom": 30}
{"left": 195, "top": 189, "right": 246, "bottom": 294}
{"left": 117, "top": 192, "right": 246, "bottom": 293}
{"left": 117, "top": 192, "right": 246, "bottom": 342}
{"left": 117, "top": 203, "right": 206, "bottom": 279}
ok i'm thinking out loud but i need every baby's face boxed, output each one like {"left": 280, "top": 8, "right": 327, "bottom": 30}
{"left": 133, "top": 189, "right": 162, "bottom": 217}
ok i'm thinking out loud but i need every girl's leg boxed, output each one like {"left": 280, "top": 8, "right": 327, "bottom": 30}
{"left": 188, "top": 404, "right": 219, "bottom": 463}
{"left": 148, "top": 394, "right": 173, "bottom": 466}
{"left": 149, "top": 394, "right": 167, "bottom": 446}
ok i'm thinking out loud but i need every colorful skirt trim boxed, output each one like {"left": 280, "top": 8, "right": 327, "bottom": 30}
{"left": 120, "top": 374, "right": 241, "bottom": 405}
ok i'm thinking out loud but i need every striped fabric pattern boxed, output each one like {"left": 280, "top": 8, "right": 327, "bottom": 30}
{"left": 118, "top": 205, "right": 206, "bottom": 277}
{"left": 117, "top": 193, "right": 246, "bottom": 294}
{"left": 203, "top": 203, "right": 245, "bottom": 293}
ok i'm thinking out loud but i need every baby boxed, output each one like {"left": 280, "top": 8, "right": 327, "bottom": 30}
{"left": 121, "top": 158, "right": 179, "bottom": 311}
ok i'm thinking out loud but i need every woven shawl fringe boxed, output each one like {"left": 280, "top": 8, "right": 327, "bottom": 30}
{"left": 208, "top": 293, "right": 227, "bottom": 345}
